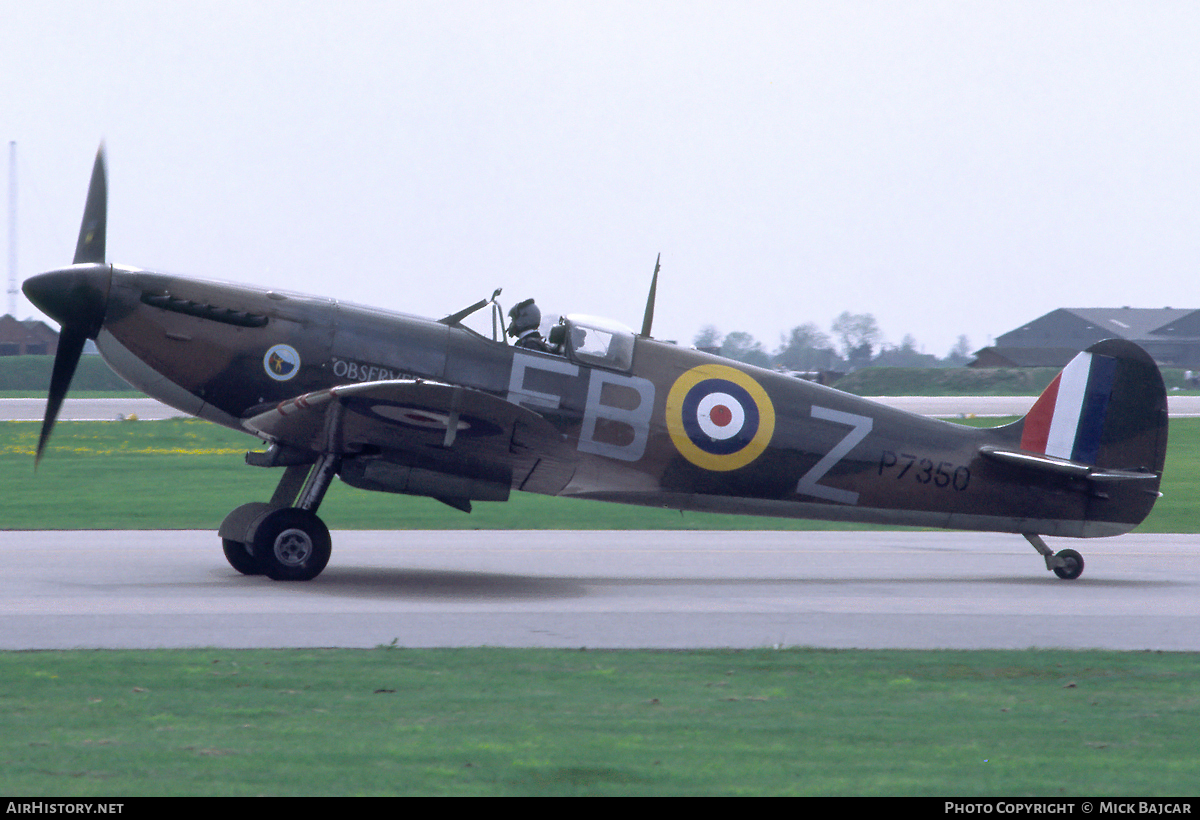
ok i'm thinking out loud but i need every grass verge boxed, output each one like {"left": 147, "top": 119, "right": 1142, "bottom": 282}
{"left": 4, "top": 647, "right": 1199, "bottom": 796}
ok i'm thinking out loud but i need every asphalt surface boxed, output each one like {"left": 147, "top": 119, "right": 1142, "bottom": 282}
{"left": 0, "top": 397, "right": 183, "bottom": 421}
{"left": 1, "top": 529, "right": 1196, "bottom": 651}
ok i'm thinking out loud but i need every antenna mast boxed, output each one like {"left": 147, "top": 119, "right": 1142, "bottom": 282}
{"left": 7, "top": 141, "right": 15, "bottom": 318}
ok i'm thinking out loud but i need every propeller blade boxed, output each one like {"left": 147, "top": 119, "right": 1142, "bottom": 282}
{"left": 25, "top": 143, "right": 112, "bottom": 464}
{"left": 73, "top": 146, "right": 107, "bottom": 265}
{"left": 35, "top": 324, "right": 87, "bottom": 465}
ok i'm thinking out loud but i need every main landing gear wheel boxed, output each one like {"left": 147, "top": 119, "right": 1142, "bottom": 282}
{"left": 252, "top": 508, "right": 331, "bottom": 581}
{"left": 1052, "top": 548, "right": 1085, "bottom": 581}
{"left": 222, "top": 538, "right": 261, "bottom": 576}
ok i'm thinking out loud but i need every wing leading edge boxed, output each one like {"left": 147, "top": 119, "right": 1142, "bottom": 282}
{"left": 242, "top": 380, "right": 578, "bottom": 505}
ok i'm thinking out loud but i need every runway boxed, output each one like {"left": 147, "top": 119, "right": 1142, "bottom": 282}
{"left": 2, "top": 529, "right": 1196, "bottom": 652}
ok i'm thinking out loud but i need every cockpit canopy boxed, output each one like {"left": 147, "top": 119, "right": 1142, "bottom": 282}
{"left": 443, "top": 293, "right": 635, "bottom": 371}
{"left": 554, "top": 314, "right": 635, "bottom": 371}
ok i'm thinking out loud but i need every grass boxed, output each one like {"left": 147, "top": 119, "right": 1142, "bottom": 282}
{"left": 0, "top": 355, "right": 135, "bottom": 393}
{"left": 3, "top": 647, "right": 1199, "bottom": 796}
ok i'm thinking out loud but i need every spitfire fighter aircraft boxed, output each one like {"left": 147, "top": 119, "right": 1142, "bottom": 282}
{"left": 24, "top": 148, "right": 1167, "bottom": 581}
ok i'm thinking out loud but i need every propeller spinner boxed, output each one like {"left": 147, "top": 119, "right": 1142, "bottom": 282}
{"left": 22, "top": 146, "right": 113, "bottom": 463}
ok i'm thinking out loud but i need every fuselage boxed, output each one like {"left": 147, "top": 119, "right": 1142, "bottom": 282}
{"left": 36, "top": 262, "right": 1160, "bottom": 539}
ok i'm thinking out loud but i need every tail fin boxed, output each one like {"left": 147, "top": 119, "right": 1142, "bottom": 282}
{"left": 982, "top": 340, "right": 1167, "bottom": 534}
{"left": 1019, "top": 339, "right": 1167, "bottom": 473}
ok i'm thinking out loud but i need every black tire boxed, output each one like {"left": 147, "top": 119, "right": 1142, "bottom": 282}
{"left": 252, "top": 508, "right": 332, "bottom": 581}
{"left": 1052, "top": 548, "right": 1084, "bottom": 580}
{"left": 222, "top": 538, "right": 261, "bottom": 576}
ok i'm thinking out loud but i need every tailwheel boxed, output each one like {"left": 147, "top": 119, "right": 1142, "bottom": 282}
{"left": 222, "top": 538, "right": 261, "bottom": 576}
{"left": 1051, "top": 548, "right": 1085, "bottom": 581}
{"left": 1023, "top": 533, "right": 1086, "bottom": 580}
{"left": 252, "top": 507, "right": 332, "bottom": 581}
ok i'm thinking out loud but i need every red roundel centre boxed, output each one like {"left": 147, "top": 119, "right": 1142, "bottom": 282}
{"left": 708, "top": 404, "right": 733, "bottom": 427}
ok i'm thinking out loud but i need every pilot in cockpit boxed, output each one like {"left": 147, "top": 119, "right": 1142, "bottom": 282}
{"left": 507, "top": 298, "right": 552, "bottom": 352}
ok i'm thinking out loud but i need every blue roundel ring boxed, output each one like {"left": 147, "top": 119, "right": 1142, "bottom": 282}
{"left": 666, "top": 364, "right": 775, "bottom": 471}
{"left": 679, "top": 380, "right": 759, "bottom": 455}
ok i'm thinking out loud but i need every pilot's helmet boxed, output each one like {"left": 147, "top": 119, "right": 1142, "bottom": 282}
{"left": 507, "top": 298, "right": 541, "bottom": 337}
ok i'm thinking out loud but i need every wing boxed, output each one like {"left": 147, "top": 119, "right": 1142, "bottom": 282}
{"left": 242, "top": 380, "right": 578, "bottom": 500}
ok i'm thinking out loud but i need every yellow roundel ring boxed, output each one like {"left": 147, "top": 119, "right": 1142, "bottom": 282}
{"left": 666, "top": 364, "right": 775, "bottom": 471}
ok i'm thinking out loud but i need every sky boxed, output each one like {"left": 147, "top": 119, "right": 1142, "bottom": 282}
{"left": 4, "top": 1, "right": 1200, "bottom": 358}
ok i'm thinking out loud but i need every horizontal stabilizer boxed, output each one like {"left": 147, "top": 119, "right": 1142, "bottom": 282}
{"left": 979, "top": 445, "right": 1158, "bottom": 482}
{"left": 979, "top": 445, "right": 1090, "bottom": 477}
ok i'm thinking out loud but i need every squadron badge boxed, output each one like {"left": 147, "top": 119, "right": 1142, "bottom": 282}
{"left": 263, "top": 344, "right": 300, "bottom": 381}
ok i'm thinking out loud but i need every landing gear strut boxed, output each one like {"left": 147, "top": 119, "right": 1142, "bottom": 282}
{"left": 219, "top": 452, "right": 340, "bottom": 581}
{"left": 1023, "top": 533, "right": 1085, "bottom": 580}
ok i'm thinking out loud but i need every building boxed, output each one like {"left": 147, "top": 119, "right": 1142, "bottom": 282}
{"left": 972, "top": 307, "right": 1200, "bottom": 368}
{"left": 0, "top": 314, "right": 57, "bottom": 356}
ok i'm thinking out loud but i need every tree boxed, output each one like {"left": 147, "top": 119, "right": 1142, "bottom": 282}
{"left": 693, "top": 325, "right": 722, "bottom": 350}
{"left": 944, "top": 335, "right": 974, "bottom": 366}
{"left": 831, "top": 312, "right": 882, "bottom": 369}
{"left": 774, "top": 323, "right": 836, "bottom": 371}
{"left": 720, "top": 331, "right": 771, "bottom": 368}
{"left": 831, "top": 312, "right": 882, "bottom": 357}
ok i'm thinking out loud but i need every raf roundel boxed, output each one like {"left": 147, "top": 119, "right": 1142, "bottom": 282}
{"left": 263, "top": 344, "right": 301, "bottom": 381}
{"left": 666, "top": 364, "right": 776, "bottom": 471}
